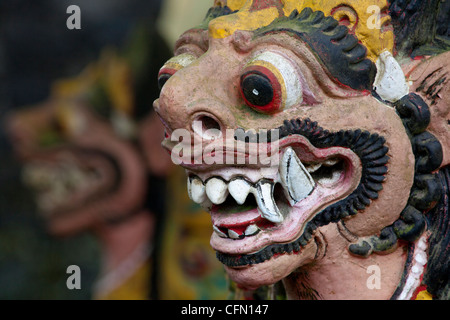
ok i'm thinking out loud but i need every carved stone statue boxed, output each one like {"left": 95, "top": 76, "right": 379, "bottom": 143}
{"left": 155, "top": 0, "right": 449, "bottom": 299}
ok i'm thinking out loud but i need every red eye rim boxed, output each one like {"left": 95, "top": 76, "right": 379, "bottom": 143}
{"left": 240, "top": 65, "right": 283, "bottom": 114}
{"left": 158, "top": 67, "right": 178, "bottom": 89}
{"left": 158, "top": 67, "right": 177, "bottom": 77}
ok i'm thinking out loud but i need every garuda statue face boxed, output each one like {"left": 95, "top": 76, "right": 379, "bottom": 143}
{"left": 155, "top": 0, "right": 449, "bottom": 299}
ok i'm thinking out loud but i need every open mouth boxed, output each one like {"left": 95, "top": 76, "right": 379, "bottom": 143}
{"left": 22, "top": 149, "right": 120, "bottom": 217}
{"left": 186, "top": 143, "right": 359, "bottom": 267}
{"left": 188, "top": 149, "right": 346, "bottom": 237}
{"left": 176, "top": 118, "right": 390, "bottom": 268}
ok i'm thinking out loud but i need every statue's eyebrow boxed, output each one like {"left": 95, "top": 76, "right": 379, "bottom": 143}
{"left": 229, "top": 23, "right": 312, "bottom": 54}
{"left": 174, "top": 29, "right": 210, "bottom": 56}
{"left": 231, "top": 9, "right": 377, "bottom": 92}
{"left": 174, "top": 6, "right": 237, "bottom": 54}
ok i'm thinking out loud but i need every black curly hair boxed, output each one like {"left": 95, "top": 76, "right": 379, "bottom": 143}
{"left": 255, "top": 8, "right": 377, "bottom": 91}
{"left": 389, "top": 0, "right": 450, "bottom": 57}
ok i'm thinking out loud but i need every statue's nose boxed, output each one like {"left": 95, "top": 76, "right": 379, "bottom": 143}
{"left": 153, "top": 50, "right": 239, "bottom": 143}
{"left": 154, "top": 96, "right": 229, "bottom": 144}
{"left": 191, "top": 113, "right": 223, "bottom": 141}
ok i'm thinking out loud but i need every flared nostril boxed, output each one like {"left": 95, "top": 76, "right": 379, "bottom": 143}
{"left": 192, "top": 115, "right": 222, "bottom": 141}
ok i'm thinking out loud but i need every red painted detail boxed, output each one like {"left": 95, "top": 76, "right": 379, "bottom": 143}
{"left": 158, "top": 67, "right": 177, "bottom": 78}
{"left": 217, "top": 215, "right": 276, "bottom": 235}
{"left": 411, "top": 285, "right": 428, "bottom": 300}
{"left": 240, "top": 65, "right": 283, "bottom": 114}
{"left": 330, "top": 5, "right": 359, "bottom": 34}
{"left": 248, "top": 0, "right": 284, "bottom": 16}
{"left": 410, "top": 264, "right": 429, "bottom": 300}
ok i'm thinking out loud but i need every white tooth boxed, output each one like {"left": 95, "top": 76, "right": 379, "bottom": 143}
{"left": 187, "top": 177, "right": 192, "bottom": 200}
{"left": 418, "top": 237, "right": 427, "bottom": 251}
{"left": 306, "top": 163, "right": 322, "bottom": 173}
{"left": 228, "top": 229, "right": 241, "bottom": 240}
{"left": 206, "top": 178, "right": 229, "bottom": 205}
{"left": 187, "top": 177, "right": 192, "bottom": 199}
{"left": 255, "top": 181, "right": 284, "bottom": 224}
{"left": 244, "top": 224, "right": 260, "bottom": 236}
{"left": 324, "top": 159, "right": 339, "bottom": 167}
{"left": 213, "top": 225, "right": 228, "bottom": 238}
{"left": 415, "top": 252, "right": 427, "bottom": 266}
{"left": 228, "top": 178, "right": 251, "bottom": 205}
{"left": 200, "top": 199, "right": 213, "bottom": 211}
{"left": 190, "top": 177, "right": 207, "bottom": 204}
{"left": 411, "top": 265, "right": 423, "bottom": 275}
{"left": 280, "top": 147, "right": 316, "bottom": 205}
{"left": 317, "top": 170, "right": 342, "bottom": 186}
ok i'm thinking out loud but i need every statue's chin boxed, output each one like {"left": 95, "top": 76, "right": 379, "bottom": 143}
{"left": 224, "top": 257, "right": 294, "bottom": 290}
{"left": 222, "top": 242, "right": 318, "bottom": 290}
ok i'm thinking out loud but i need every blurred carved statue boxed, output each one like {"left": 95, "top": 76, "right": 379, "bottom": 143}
{"left": 154, "top": 0, "right": 449, "bottom": 299}
{"left": 7, "top": 24, "right": 229, "bottom": 300}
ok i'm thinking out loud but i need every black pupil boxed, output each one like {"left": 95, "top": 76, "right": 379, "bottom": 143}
{"left": 158, "top": 74, "right": 172, "bottom": 90}
{"left": 241, "top": 72, "right": 274, "bottom": 107}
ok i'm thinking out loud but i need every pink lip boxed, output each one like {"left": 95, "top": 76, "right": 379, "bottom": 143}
{"left": 174, "top": 133, "right": 362, "bottom": 256}
{"left": 211, "top": 207, "right": 260, "bottom": 226}
{"left": 163, "top": 132, "right": 340, "bottom": 171}
{"left": 210, "top": 187, "right": 327, "bottom": 254}
{"left": 211, "top": 207, "right": 277, "bottom": 235}
{"left": 208, "top": 162, "right": 361, "bottom": 255}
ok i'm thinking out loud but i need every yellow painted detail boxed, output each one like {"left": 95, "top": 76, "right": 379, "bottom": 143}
{"left": 52, "top": 64, "right": 100, "bottom": 99}
{"left": 332, "top": 6, "right": 358, "bottom": 29}
{"left": 96, "top": 260, "right": 151, "bottom": 300}
{"left": 249, "top": 59, "right": 287, "bottom": 107}
{"left": 226, "top": 0, "right": 248, "bottom": 11}
{"left": 164, "top": 62, "right": 184, "bottom": 71}
{"left": 163, "top": 53, "right": 197, "bottom": 72}
{"left": 415, "top": 290, "right": 433, "bottom": 300}
{"left": 281, "top": 0, "right": 306, "bottom": 16}
{"left": 208, "top": 0, "right": 393, "bottom": 62}
{"left": 301, "top": 0, "right": 394, "bottom": 61}
{"left": 101, "top": 50, "right": 134, "bottom": 117}
{"left": 50, "top": 48, "right": 135, "bottom": 136}
{"left": 209, "top": 3, "right": 279, "bottom": 39}
{"left": 54, "top": 101, "right": 80, "bottom": 136}
{"left": 51, "top": 65, "right": 99, "bottom": 135}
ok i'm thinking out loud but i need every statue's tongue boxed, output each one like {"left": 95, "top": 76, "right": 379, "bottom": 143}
{"left": 211, "top": 208, "right": 276, "bottom": 239}
{"left": 211, "top": 207, "right": 261, "bottom": 229}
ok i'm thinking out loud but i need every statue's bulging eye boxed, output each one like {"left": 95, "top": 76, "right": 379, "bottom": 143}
{"left": 241, "top": 68, "right": 281, "bottom": 113}
{"left": 158, "top": 53, "right": 197, "bottom": 90}
{"left": 240, "top": 51, "right": 303, "bottom": 114}
{"left": 158, "top": 70, "right": 174, "bottom": 90}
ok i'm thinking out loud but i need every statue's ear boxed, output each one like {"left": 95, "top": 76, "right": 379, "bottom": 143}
{"left": 407, "top": 51, "right": 450, "bottom": 170}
